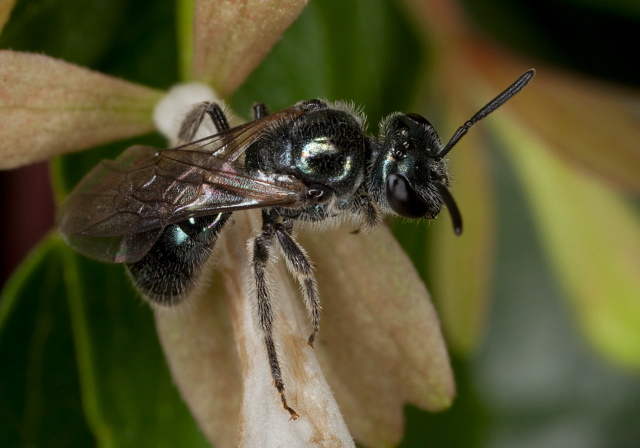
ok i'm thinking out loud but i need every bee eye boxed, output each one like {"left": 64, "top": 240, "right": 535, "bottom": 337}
{"left": 386, "top": 173, "right": 429, "bottom": 218}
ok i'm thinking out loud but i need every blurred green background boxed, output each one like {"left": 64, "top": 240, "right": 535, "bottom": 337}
{"left": 1, "top": 0, "right": 639, "bottom": 447}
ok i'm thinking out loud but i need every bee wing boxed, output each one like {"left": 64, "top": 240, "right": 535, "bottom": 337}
{"left": 61, "top": 226, "right": 165, "bottom": 265}
{"left": 59, "top": 145, "right": 308, "bottom": 263}
{"left": 174, "top": 100, "right": 318, "bottom": 161}
{"left": 58, "top": 100, "right": 325, "bottom": 263}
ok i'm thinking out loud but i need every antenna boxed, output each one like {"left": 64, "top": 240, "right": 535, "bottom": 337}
{"left": 437, "top": 69, "right": 535, "bottom": 159}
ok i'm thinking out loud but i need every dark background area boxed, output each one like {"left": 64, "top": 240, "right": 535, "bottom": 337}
{"left": 0, "top": 164, "right": 55, "bottom": 285}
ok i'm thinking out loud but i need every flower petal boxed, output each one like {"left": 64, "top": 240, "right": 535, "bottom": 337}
{"left": 192, "top": 0, "right": 309, "bottom": 97}
{"left": 300, "top": 225, "right": 455, "bottom": 448}
{"left": 152, "top": 82, "right": 218, "bottom": 146}
{"left": 155, "top": 277, "right": 242, "bottom": 448}
{"left": 496, "top": 114, "right": 640, "bottom": 368}
{"left": 0, "top": 51, "right": 163, "bottom": 169}
{"left": 427, "top": 71, "right": 496, "bottom": 355}
{"left": 0, "top": 0, "right": 16, "bottom": 33}
{"left": 156, "top": 211, "right": 354, "bottom": 448}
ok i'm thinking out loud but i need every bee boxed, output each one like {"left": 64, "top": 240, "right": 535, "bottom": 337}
{"left": 59, "top": 69, "right": 535, "bottom": 419}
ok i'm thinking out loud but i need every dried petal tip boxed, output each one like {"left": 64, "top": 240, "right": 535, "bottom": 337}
{"left": 193, "top": 0, "right": 309, "bottom": 96}
{"left": 0, "top": 51, "right": 162, "bottom": 169}
{"left": 153, "top": 83, "right": 218, "bottom": 145}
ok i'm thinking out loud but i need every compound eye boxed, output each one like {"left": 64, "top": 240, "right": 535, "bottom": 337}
{"left": 386, "top": 173, "right": 429, "bottom": 218}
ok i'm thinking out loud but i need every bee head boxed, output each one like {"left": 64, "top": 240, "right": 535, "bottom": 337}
{"left": 367, "top": 69, "right": 535, "bottom": 236}
{"left": 369, "top": 112, "right": 462, "bottom": 235}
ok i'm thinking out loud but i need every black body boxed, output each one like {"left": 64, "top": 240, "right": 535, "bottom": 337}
{"left": 245, "top": 105, "right": 368, "bottom": 222}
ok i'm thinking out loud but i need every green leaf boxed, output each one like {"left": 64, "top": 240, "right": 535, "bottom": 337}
{"left": 0, "top": 0, "right": 178, "bottom": 89}
{"left": 497, "top": 114, "right": 640, "bottom": 368}
{"left": 61, "top": 242, "right": 209, "bottom": 447}
{"left": 0, "top": 0, "right": 127, "bottom": 67}
{"left": 0, "top": 235, "right": 95, "bottom": 447}
{"left": 176, "top": 0, "right": 195, "bottom": 82}
{"left": 1, "top": 235, "right": 210, "bottom": 447}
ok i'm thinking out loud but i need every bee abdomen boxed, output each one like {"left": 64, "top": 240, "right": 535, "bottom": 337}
{"left": 126, "top": 213, "right": 230, "bottom": 305}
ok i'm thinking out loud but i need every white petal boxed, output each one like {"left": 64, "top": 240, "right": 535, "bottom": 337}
{"left": 222, "top": 212, "right": 355, "bottom": 447}
{"left": 152, "top": 83, "right": 218, "bottom": 146}
{"left": 156, "top": 212, "right": 355, "bottom": 448}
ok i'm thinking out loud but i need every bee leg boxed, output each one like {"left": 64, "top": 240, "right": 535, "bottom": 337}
{"left": 177, "top": 102, "right": 230, "bottom": 143}
{"left": 252, "top": 211, "right": 299, "bottom": 420}
{"left": 351, "top": 187, "right": 382, "bottom": 233}
{"left": 203, "top": 102, "right": 230, "bottom": 132}
{"left": 252, "top": 102, "right": 270, "bottom": 120}
{"left": 274, "top": 220, "right": 321, "bottom": 348}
